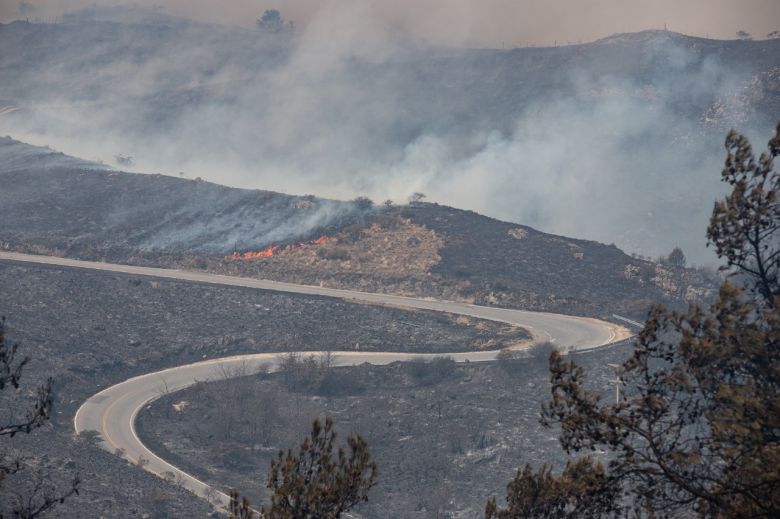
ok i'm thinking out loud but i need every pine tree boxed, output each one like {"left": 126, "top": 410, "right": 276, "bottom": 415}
{"left": 229, "top": 417, "right": 377, "bottom": 519}
{"left": 487, "top": 122, "right": 780, "bottom": 517}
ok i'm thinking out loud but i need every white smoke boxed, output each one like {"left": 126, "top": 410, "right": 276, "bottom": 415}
{"left": 0, "top": 4, "right": 777, "bottom": 263}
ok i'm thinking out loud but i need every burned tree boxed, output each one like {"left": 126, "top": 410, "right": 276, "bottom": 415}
{"left": 0, "top": 317, "right": 79, "bottom": 517}
{"left": 664, "top": 246, "right": 687, "bottom": 268}
{"left": 0, "top": 319, "right": 51, "bottom": 440}
{"left": 257, "top": 10, "right": 284, "bottom": 34}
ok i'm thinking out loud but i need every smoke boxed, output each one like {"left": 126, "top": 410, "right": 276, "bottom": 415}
{"left": 3, "top": 0, "right": 780, "bottom": 46}
{"left": 0, "top": 4, "right": 778, "bottom": 263}
{"left": 17, "top": 1, "right": 35, "bottom": 16}
{"left": 122, "top": 193, "right": 368, "bottom": 254}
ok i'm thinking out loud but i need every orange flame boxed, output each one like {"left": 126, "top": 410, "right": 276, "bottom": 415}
{"left": 226, "top": 236, "right": 328, "bottom": 261}
{"left": 226, "top": 245, "right": 279, "bottom": 260}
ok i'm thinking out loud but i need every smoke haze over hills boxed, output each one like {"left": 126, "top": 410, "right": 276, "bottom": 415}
{"left": 0, "top": 4, "right": 779, "bottom": 263}
{"left": 3, "top": 0, "right": 779, "bottom": 47}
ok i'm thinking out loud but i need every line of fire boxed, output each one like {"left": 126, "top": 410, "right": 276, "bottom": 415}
{"left": 225, "top": 235, "right": 329, "bottom": 260}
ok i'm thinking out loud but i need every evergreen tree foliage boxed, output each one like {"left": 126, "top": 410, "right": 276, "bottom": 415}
{"left": 708, "top": 122, "right": 780, "bottom": 305}
{"left": 485, "top": 457, "right": 619, "bottom": 519}
{"left": 487, "top": 122, "right": 780, "bottom": 518}
{"left": 229, "top": 417, "right": 377, "bottom": 519}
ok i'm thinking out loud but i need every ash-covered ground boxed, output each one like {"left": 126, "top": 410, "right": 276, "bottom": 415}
{"left": 137, "top": 341, "right": 633, "bottom": 518}
{"left": 0, "top": 151, "right": 718, "bottom": 320}
{"left": 0, "top": 260, "right": 528, "bottom": 517}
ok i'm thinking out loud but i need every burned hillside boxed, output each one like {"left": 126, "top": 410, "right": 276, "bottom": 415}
{"left": 0, "top": 150, "right": 715, "bottom": 319}
{"left": 192, "top": 204, "right": 714, "bottom": 318}
{"left": 0, "top": 158, "right": 375, "bottom": 254}
{"left": 137, "top": 340, "right": 635, "bottom": 518}
{"left": 0, "top": 260, "right": 528, "bottom": 517}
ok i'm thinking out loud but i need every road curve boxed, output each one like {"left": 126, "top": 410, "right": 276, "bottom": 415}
{"left": 0, "top": 251, "right": 631, "bottom": 509}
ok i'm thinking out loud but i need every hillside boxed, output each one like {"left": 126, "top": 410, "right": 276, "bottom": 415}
{"left": 0, "top": 140, "right": 715, "bottom": 319}
{"left": 1, "top": 13, "right": 779, "bottom": 263}
{"left": 137, "top": 344, "right": 634, "bottom": 518}
{"left": 0, "top": 135, "right": 107, "bottom": 172}
{"left": 197, "top": 203, "right": 713, "bottom": 318}
{"left": 0, "top": 257, "right": 531, "bottom": 517}
{"left": 2, "top": 18, "right": 778, "bottom": 136}
{"left": 0, "top": 138, "right": 374, "bottom": 254}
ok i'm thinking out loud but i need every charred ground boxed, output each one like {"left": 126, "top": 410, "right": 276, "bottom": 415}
{"left": 137, "top": 341, "right": 634, "bottom": 518}
{"left": 0, "top": 144, "right": 716, "bottom": 319}
{"left": 0, "top": 259, "right": 529, "bottom": 517}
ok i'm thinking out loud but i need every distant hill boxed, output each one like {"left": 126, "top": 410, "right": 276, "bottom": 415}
{"left": 0, "top": 136, "right": 107, "bottom": 172}
{"left": 0, "top": 139, "right": 715, "bottom": 319}
{"left": 0, "top": 16, "right": 778, "bottom": 263}
{"left": 1, "top": 19, "right": 778, "bottom": 135}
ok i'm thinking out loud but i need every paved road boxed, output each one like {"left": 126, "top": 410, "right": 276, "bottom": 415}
{"left": 0, "top": 251, "right": 631, "bottom": 509}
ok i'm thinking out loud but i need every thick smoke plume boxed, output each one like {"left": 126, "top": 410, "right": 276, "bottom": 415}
{"left": 0, "top": 4, "right": 778, "bottom": 263}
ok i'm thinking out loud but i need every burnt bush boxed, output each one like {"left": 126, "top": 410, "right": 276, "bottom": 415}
{"left": 316, "top": 247, "right": 351, "bottom": 261}
{"left": 277, "top": 352, "right": 364, "bottom": 396}
{"left": 373, "top": 213, "right": 404, "bottom": 230}
{"left": 352, "top": 196, "right": 374, "bottom": 210}
{"left": 405, "top": 357, "right": 457, "bottom": 386}
{"left": 316, "top": 369, "right": 366, "bottom": 397}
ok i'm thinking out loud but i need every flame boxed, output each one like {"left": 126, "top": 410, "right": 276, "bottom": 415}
{"left": 226, "top": 245, "right": 279, "bottom": 260}
{"left": 226, "top": 236, "right": 328, "bottom": 261}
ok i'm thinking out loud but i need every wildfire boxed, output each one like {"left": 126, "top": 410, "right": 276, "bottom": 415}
{"left": 226, "top": 236, "right": 328, "bottom": 261}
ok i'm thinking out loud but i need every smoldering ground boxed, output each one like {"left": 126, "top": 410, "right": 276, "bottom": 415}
{"left": 0, "top": 4, "right": 779, "bottom": 263}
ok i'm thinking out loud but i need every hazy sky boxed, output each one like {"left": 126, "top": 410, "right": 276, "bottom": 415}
{"left": 4, "top": 0, "right": 780, "bottom": 46}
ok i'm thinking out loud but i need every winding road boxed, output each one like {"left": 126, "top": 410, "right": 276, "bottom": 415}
{"left": 0, "top": 251, "right": 631, "bottom": 510}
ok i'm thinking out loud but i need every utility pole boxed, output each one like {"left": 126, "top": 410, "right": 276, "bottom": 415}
{"left": 608, "top": 363, "right": 622, "bottom": 404}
